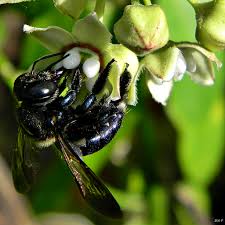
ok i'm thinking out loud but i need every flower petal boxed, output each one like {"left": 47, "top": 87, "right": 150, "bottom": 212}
{"left": 72, "top": 13, "right": 112, "bottom": 51}
{"left": 23, "top": 24, "right": 75, "bottom": 52}
{"left": 147, "top": 79, "right": 173, "bottom": 105}
{"left": 53, "top": 0, "right": 87, "bottom": 20}
{"left": 177, "top": 43, "right": 222, "bottom": 86}
{"left": 173, "top": 51, "right": 187, "bottom": 81}
{"left": 177, "top": 43, "right": 222, "bottom": 68}
{"left": 182, "top": 48, "right": 215, "bottom": 85}
{"left": 103, "top": 44, "right": 139, "bottom": 106}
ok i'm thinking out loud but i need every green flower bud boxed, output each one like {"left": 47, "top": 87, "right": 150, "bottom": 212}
{"left": 114, "top": 4, "right": 169, "bottom": 56}
{"left": 195, "top": 0, "right": 225, "bottom": 51}
{"left": 141, "top": 45, "right": 186, "bottom": 105}
{"left": 142, "top": 42, "right": 222, "bottom": 105}
{"left": 53, "top": 0, "right": 88, "bottom": 20}
{"left": 103, "top": 44, "right": 139, "bottom": 105}
{"left": 141, "top": 45, "right": 186, "bottom": 83}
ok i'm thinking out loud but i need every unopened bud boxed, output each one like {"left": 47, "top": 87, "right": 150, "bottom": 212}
{"left": 53, "top": 0, "right": 87, "bottom": 20}
{"left": 195, "top": 0, "right": 225, "bottom": 51}
{"left": 114, "top": 4, "right": 169, "bottom": 56}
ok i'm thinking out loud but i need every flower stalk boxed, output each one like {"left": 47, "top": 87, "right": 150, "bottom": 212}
{"left": 131, "top": 0, "right": 152, "bottom": 5}
{"left": 187, "top": 0, "right": 201, "bottom": 7}
{"left": 131, "top": 0, "right": 141, "bottom": 4}
{"left": 143, "top": 0, "right": 152, "bottom": 6}
{"left": 94, "top": 0, "right": 106, "bottom": 22}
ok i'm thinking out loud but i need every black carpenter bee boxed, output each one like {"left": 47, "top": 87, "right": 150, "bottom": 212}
{"left": 12, "top": 52, "right": 131, "bottom": 218}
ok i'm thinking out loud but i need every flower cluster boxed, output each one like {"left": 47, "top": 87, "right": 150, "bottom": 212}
{"left": 23, "top": 11, "right": 139, "bottom": 105}
{"left": 4, "top": 0, "right": 224, "bottom": 105}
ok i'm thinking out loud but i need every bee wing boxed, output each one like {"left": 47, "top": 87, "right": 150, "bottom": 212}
{"left": 12, "top": 127, "right": 39, "bottom": 193}
{"left": 57, "top": 134, "right": 122, "bottom": 218}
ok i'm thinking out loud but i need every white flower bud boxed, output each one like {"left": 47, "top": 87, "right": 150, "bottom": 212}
{"left": 63, "top": 47, "right": 81, "bottom": 69}
{"left": 83, "top": 57, "right": 100, "bottom": 78}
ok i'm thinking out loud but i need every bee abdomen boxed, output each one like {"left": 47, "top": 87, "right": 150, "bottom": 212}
{"left": 65, "top": 108, "right": 124, "bottom": 156}
{"left": 83, "top": 112, "right": 123, "bottom": 155}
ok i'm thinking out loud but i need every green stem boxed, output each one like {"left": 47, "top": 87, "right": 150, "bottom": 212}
{"left": 143, "top": 0, "right": 152, "bottom": 5}
{"left": 131, "top": 0, "right": 151, "bottom": 5}
{"left": 131, "top": 0, "right": 141, "bottom": 4}
{"left": 187, "top": 0, "right": 215, "bottom": 13}
{"left": 94, "top": 0, "right": 106, "bottom": 22}
{"left": 186, "top": 0, "right": 214, "bottom": 7}
{"left": 186, "top": 0, "right": 198, "bottom": 7}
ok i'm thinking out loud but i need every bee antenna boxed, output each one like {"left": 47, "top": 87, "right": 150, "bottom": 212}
{"left": 31, "top": 52, "right": 65, "bottom": 72}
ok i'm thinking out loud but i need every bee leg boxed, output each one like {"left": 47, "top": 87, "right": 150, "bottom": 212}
{"left": 75, "top": 59, "right": 115, "bottom": 114}
{"left": 91, "top": 59, "right": 115, "bottom": 95}
{"left": 54, "top": 68, "right": 82, "bottom": 108}
{"left": 74, "top": 94, "right": 96, "bottom": 114}
{"left": 45, "top": 53, "right": 70, "bottom": 71}
{"left": 112, "top": 64, "right": 131, "bottom": 105}
{"left": 70, "top": 67, "right": 82, "bottom": 92}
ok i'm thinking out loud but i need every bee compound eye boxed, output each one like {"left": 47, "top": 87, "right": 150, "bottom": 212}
{"left": 13, "top": 74, "right": 28, "bottom": 100}
{"left": 24, "top": 81, "right": 57, "bottom": 101}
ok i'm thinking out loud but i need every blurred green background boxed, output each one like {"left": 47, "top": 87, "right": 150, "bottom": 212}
{"left": 0, "top": 0, "right": 224, "bottom": 225}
